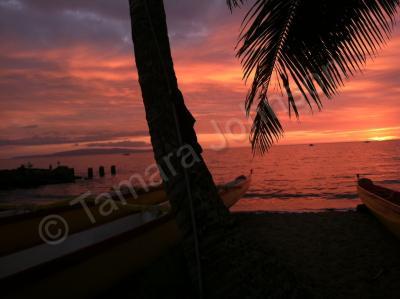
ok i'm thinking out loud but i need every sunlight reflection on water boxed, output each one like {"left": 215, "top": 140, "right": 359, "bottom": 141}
{"left": 0, "top": 141, "right": 399, "bottom": 212}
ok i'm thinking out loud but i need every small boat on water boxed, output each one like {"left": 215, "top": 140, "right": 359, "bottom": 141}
{"left": 357, "top": 176, "right": 400, "bottom": 239}
{"left": 0, "top": 175, "right": 251, "bottom": 298}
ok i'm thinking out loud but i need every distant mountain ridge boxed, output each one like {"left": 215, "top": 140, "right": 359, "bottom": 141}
{"left": 13, "top": 148, "right": 152, "bottom": 159}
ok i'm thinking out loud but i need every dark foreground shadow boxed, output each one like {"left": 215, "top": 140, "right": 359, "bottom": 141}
{"left": 101, "top": 211, "right": 400, "bottom": 299}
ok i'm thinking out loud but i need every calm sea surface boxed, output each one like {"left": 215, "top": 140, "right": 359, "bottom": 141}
{"left": 0, "top": 141, "right": 399, "bottom": 212}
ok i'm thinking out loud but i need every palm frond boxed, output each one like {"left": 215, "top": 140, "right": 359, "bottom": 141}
{"left": 230, "top": 0, "right": 399, "bottom": 154}
{"left": 250, "top": 98, "right": 283, "bottom": 155}
{"left": 227, "top": 0, "right": 246, "bottom": 10}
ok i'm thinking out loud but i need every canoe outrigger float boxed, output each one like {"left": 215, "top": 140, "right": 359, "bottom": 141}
{"left": 0, "top": 174, "right": 251, "bottom": 298}
{"left": 357, "top": 176, "right": 400, "bottom": 239}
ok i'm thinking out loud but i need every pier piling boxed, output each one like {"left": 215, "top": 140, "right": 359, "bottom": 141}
{"left": 99, "top": 166, "right": 105, "bottom": 177}
{"left": 87, "top": 168, "right": 93, "bottom": 179}
{"left": 111, "top": 165, "right": 116, "bottom": 176}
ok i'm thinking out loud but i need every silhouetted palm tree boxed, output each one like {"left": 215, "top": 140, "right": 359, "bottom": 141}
{"left": 228, "top": 0, "right": 399, "bottom": 153}
{"left": 129, "top": 0, "right": 398, "bottom": 297}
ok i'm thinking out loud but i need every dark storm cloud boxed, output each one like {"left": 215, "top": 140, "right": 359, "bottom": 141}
{"left": 20, "top": 0, "right": 224, "bottom": 23}
{"left": 20, "top": 0, "right": 129, "bottom": 20}
{"left": 165, "top": 0, "right": 231, "bottom": 43}
{"left": 0, "top": 0, "right": 130, "bottom": 53}
{"left": 0, "top": 0, "right": 232, "bottom": 51}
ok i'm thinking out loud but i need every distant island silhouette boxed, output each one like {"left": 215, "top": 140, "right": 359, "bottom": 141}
{"left": 13, "top": 148, "right": 152, "bottom": 159}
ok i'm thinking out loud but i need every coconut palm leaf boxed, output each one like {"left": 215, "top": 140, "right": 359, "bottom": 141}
{"left": 228, "top": 0, "right": 399, "bottom": 154}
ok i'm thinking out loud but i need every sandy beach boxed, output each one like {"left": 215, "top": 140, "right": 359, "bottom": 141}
{"left": 107, "top": 209, "right": 400, "bottom": 298}
{"left": 2, "top": 0, "right": 400, "bottom": 297}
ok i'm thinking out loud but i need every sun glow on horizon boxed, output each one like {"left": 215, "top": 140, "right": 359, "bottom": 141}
{"left": 368, "top": 136, "right": 398, "bottom": 141}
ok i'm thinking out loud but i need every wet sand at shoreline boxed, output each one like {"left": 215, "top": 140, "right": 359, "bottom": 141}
{"left": 110, "top": 210, "right": 400, "bottom": 298}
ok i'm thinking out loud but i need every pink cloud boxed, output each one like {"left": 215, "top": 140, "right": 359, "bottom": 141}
{"left": 0, "top": 1, "right": 399, "bottom": 158}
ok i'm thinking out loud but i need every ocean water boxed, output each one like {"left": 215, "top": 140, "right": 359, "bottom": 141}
{"left": 0, "top": 140, "right": 399, "bottom": 212}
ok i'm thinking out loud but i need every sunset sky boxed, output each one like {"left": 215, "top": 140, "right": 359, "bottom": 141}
{"left": 0, "top": 0, "right": 399, "bottom": 159}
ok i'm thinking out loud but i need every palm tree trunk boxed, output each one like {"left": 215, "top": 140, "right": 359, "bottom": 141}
{"left": 129, "top": 0, "right": 309, "bottom": 297}
{"left": 129, "top": 0, "right": 232, "bottom": 288}
{"left": 128, "top": 0, "right": 231, "bottom": 222}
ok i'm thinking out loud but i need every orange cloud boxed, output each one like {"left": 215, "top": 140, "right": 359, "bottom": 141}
{"left": 0, "top": 3, "right": 399, "bottom": 158}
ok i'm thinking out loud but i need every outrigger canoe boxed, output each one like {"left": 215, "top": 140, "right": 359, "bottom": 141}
{"left": 109, "top": 175, "right": 251, "bottom": 208}
{"left": 357, "top": 176, "right": 400, "bottom": 239}
{"left": 0, "top": 175, "right": 251, "bottom": 298}
{"left": 0, "top": 174, "right": 251, "bottom": 216}
{"left": 0, "top": 186, "right": 166, "bottom": 217}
